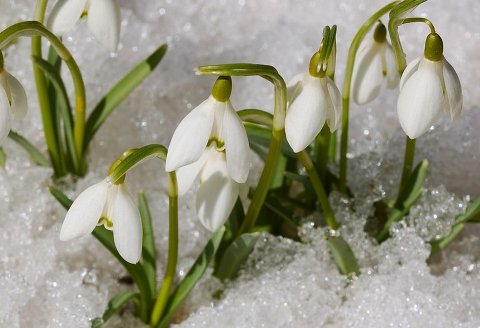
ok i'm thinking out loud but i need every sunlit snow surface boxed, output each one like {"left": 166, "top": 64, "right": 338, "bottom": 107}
{"left": 1, "top": 0, "right": 480, "bottom": 327}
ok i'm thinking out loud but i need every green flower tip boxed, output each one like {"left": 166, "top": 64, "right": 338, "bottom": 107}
{"left": 424, "top": 33, "right": 443, "bottom": 61}
{"left": 309, "top": 52, "right": 322, "bottom": 77}
{"left": 211, "top": 76, "right": 232, "bottom": 102}
{"left": 373, "top": 22, "right": 387, "bottom": 43}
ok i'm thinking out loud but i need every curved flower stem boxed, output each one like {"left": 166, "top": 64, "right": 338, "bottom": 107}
{"left": 150, "top": 172, "right": 178, "bottom": 327}
{"left": 31, "top": 0, "right": 65, "bottom": 175}
{"left": 401, "top": 17, "right": 436, "bottom": 33}
{"left": 0, "top": 21, "right": 86, "bottom": 170}
{"left": 108, "top": 144, "right": 179, "bottom": 326}
{"left": 297, "top": 151, "right": 338, "bottom": 229}
{"left": 388, "top": 0, "right": 428, "bottom": 195}
{"left": 339, "top": 1, "right": 400, "bottom": 193}
{"left": 196, "top": 64, "right": 287, "bottom": 235}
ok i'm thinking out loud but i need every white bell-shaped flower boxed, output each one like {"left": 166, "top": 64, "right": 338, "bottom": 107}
{"left": 285, "top": 67, "right": 341, "bottom": 153}
{"left": 0, "top": 67, "right": 28, "bottom": 144}
{"left": 176, "top": 147, "right": 239, "bottom": 232}
{"left": 48, "top": 0, "right": 121, "bottom": 52}
{"left": 166, "top": 76, "right": 250, "bottom": 184}
{"left": 397, "top": 33, "right": 462, "bottom": 139}
{"left": 60, "top": 179, "right": 142, "bottom": 264}
{"left": 352, "top": 22, "right": 399, "bottom": 105}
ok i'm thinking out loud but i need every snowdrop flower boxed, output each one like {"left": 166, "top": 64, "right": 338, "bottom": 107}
{"left": 397, "top": 33, "right": 462, "bottom": 139}
{"left": 176, "top": 147, "right": 240, "bottom": 231}
{"left": 166, "top": 76, "right": 249, "bottom": 231}
{"left": 48, "top": 0, "right": 121, "bottom": 52}
{"left": 0, "top": 54, "right": 28, "bottom": 144}
{"left": 352, "top": 22, "right": 399, "bottom": 105}
{"left": 166, "top": 76, "right": 250, "bottom": 184}
{"left": 285, "top": 52, "right": 342, "bottom": 153}
{"left": 60, "top": 179, "right": 142, "bottom": 264}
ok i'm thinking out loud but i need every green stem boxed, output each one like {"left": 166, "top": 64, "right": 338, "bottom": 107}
{"left": 398, "top": 137, "right": 415, "bottom": 195}
{"left": 196, "top": 64, "right": 287, "bottom": 235}
{"left": 32, "top": 0, "right": 65, "bottom": 175}
{"left": 1, "top": 21, "right": 87, "bottom": 169}
{"left": 401, "top": 17, "right": 435, "bottom": 33}
{"left": 298, "top": 151, "right": 338, "bottom": 229}
{"left": 150, "top": 173, "right": 178, "bottom": 327}
{"left": 339, "top": 1, "right": 400, "bottom": 193}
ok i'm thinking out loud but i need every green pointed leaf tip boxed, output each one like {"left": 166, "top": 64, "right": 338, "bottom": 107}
{"left": 327, "top": 235, "right": 360, "bottom": 275}
{"left": 215, "top": 233, "right": 259, "bottom": 280}
{"left": 8, "top": 131, "right": 50, "bottom": 167}
{"left": 91, "top": 291, "right": 138, "bottom": 328}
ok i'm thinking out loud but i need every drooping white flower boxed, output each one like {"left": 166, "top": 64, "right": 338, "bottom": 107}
{"left": 48, "top": 0, "right": 121, "bottom": 52}
{"left": 165, "top": 76, "right": 250, "bottom": 184}
{"left": 60, "top": 179, "right": 142, "bottom": 264}
{"left": 351, "top": 23, "right": 399, "bottom": 105}
{"left": 176, "top": 147, "right": 239, "bottom": 231}
{"left": 285, "top": 71, "right": 341, "bottom": 153}
{"left": 0, "top": 68, "right": 28, "bottom": 144}
{"left": 397, "top": 33, "right": 462, "bottom": 139}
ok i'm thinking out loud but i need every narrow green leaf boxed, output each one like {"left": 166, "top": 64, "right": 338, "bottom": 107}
{"left": 138, "top": 192, "right": 157, "bottom": 295}
{"left": 8, "top": 131, "right": 50, "bottom": 167}
{"left": 48, "top": 186, "right": 154, "bottom": 321}
{"left": 32, "top": 55, "right": 78, "bottom": 171}
{"left": 91, "top": 291, "right": 138, "bottom": 328}
{"left": 85, "top": 44, "right": 168, "bottom": 145}
{"left": 157, "top": 227, "right": 225, "bottom": 328}
{"left": 269, "top": 153, "right": 287, "bottom": 190}
{"left": 214, "top": 233, "right": 259, "bottom": 280}
{"left": 0, "top": 147, "right": 6, "bottom": 167}
{"left": 376, "top": 160, "right": 429, "bottom": 242}
{"left": 429, "top": 196, "right": 480, "bottom": 255}
{"left": 238, "top": 109, "right": 273, "bottom": 127}
{"left": 327, "top": 235, "right": 360, "bottom": 275}
{"left": 244, "top": 122, "right": 295, "bottom": 158}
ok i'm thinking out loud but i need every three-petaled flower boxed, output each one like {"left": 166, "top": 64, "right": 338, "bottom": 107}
{"left": 48, "top": 0, "right": 121, "bottom": 52}
{"left": 397, "top": 33, "right": 462, "bottom": 139}
{"left": 165, "top": 76, "right": 250, "bottom": 231}
{"left": 60, "top": 179, "right": 142, "bottom": 264}
{"left": 352, "top": 22, "right": 399, "bottom": 105}
{"left": 0, "top": 59, "right": 28, "bottom": 144}
{"left": 285, "top": 52, "right": 342, "bottom": 153}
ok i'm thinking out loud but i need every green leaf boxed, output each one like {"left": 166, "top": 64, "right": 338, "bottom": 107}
{"left": 157, "top": 227, "right": 225, "bottom": 328}
{"left": 244, "top": 122, "right": 295, "bottom": 158}
{"left": 214, "top": 233, "right": 259, "bottom": 280}
{"left": 48, "top": 186, "right": 154, "bottom": 322}
{"left": 91, "top": 291, "right": 138, "bottom": 328}
{"left": 32, "top": 55, "right": 77, "bottom": 171}
{"left": 8, "top": 131, "right": 50, "bottom": 167}
{"left": 269, "top": 153, "right": 287, "bottom": 190}
{"left": 429, "top": 196, "right": 480, "bottom": 255}
{"left": 376, "top": 160, "right": 429, "bottom": 242}
{"left": 238, "top": 109, "right": 273, "bottom": 127}
{"left": 326, "top": 235, "right": 360, "bottom": 275}
{"left": 0, "top": 147, "right": 6, "bottom": 167}
{"left": 85, "top": 44, "right": 168, "bottom": 145}
{"left": 138, "top": 192, "right": 157, "bottom": 295}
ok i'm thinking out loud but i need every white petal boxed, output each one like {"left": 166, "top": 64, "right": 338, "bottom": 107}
{"left": 383, "top": 43, "right": 400, "bottom": 89}
{"left": 5, "top": 72, "right": 27, "bottom": 120}
{"left": 111, "top": 184, "right": 142, "bottom": 264}
{"left": 60, "top": 180, "right": 108, "bottom": 241}
{"left": 325, "top": 77, "right": 342, "bottom": 132}
{"left": 165, "top": 97, "right": 216, "bottom": 172}
{"left": 87, "top": 0, "right": 121, "bottom": 52}
{"left": 399, "top": 57, "right": 421, "bottom": 90}
{"left": 352, "top": 41, "right": 383, "bottom": 105}
{"left": 0, "top": 88, "right": 12, "bottom": 144}
{"left": 441, "top": 58, "right": 462, "bottom": 119}
{"left": 285, "top": 75, "right": 327, "bottom": 152}
{"left": 175, "top": 151, "right": 208, "bottom": 195}
{"left": 47, "top": 0, "right": 87, "bottom": 36}
{"left": 286, "top": 73, "right": 304, "bottom": 104}
{"left": 397, "top": 59, "right": 444, "bottom": 139}
{"left": 223, "top": 101, "right": 250, "bottom": 183}
{"left": 196, "top": 152, "right": 239, "bottom": 231}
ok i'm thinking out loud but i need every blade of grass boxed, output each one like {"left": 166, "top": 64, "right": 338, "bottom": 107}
{"left": 8, "top": 131, "right": 49, "bottom": 167}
